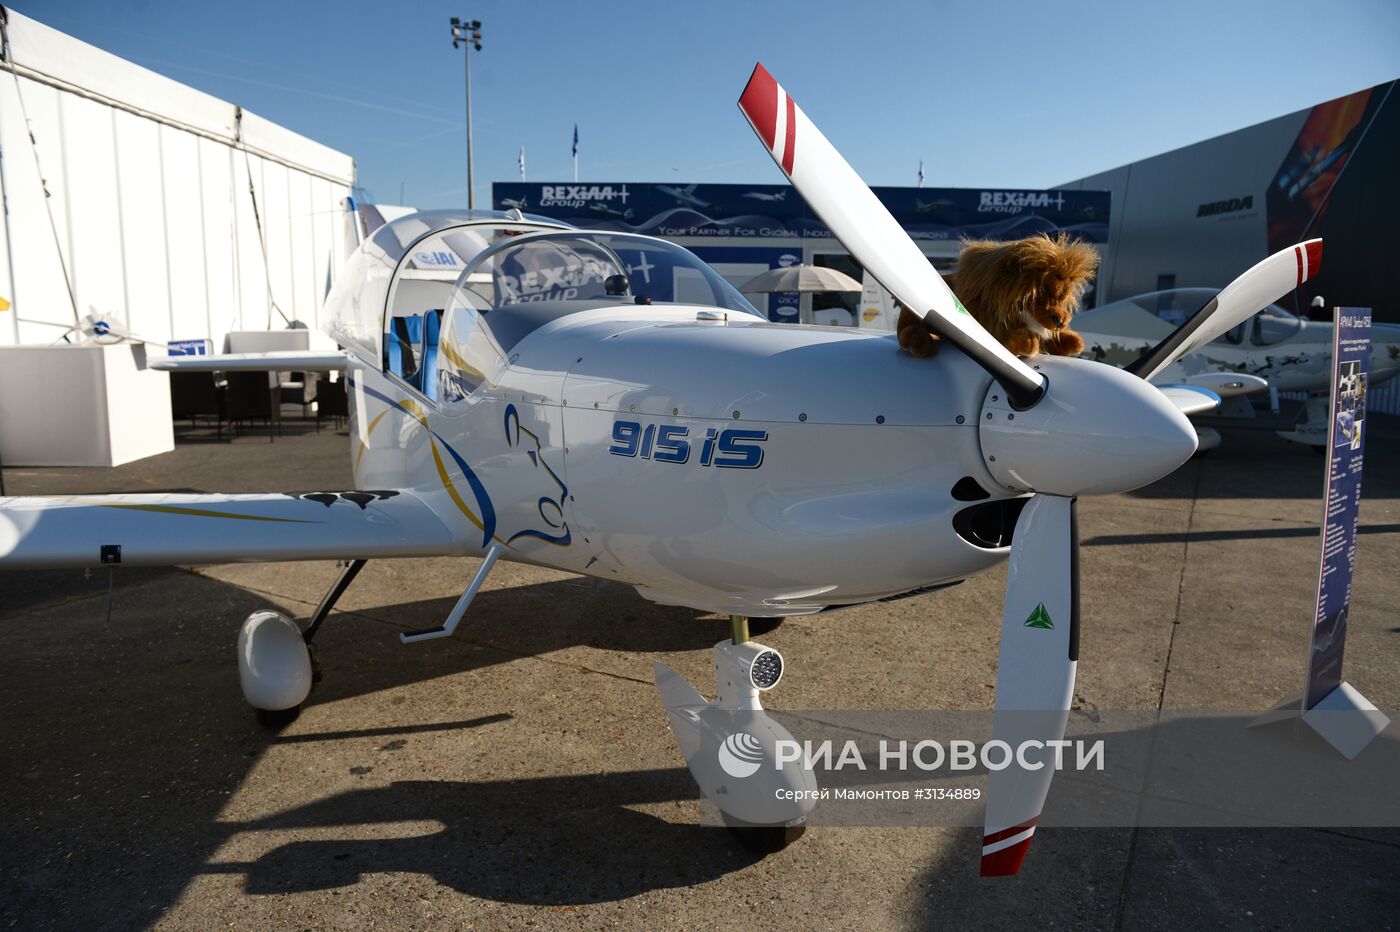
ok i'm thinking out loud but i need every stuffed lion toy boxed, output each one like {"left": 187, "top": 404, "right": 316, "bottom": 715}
{"left": 896, "top": 233, "right": 1099, "bottom": 359}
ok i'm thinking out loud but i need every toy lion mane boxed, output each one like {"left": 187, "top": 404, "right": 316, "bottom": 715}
{"left": 897, "top": 233, "right": 1099, "bottom": 359}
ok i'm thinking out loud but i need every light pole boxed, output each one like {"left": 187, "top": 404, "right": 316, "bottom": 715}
{"left": 450, "top": 17, "right": 482, "bottom": 209}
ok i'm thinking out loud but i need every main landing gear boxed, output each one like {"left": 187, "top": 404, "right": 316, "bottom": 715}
{"left": 237, "top": 545, "right": 511, "bottom": 725}
{"left": 236, "top": 559, "right": 367, "bottom": 727}
{"left": 653, "top": 614, "right": 812, "bottom": 855}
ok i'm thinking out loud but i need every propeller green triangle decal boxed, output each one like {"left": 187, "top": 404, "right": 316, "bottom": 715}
{"left": 1024, "top": 602, "right": 1055, "bottom": 629}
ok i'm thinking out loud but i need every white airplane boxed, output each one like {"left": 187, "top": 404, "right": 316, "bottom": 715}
{"left": 498, "top": 196, "right": 528, "bottom": 210}
{"left": 657, "top": 183, "right": 716, "bottom": 211}
{"left": 914, "top": 197, "right": 954, "bottom": 215}
{"left": 742, "top": 190, "right": 786, "bottom": 203}
{"left": 0, "top": 66, "right": 1323, "bottom": 877}
{"left": 1075, "top": 288, "right": 1400, "bottom": 447}
{"left": 586, "top": 202, "right": 634, "bottom": 222}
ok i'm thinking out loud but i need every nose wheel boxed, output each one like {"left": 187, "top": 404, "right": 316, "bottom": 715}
{"left": 724, "top": 816, "right": 807, "bottom": 854}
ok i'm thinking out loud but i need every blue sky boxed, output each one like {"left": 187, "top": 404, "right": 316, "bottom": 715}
{"left": 18, "top": 0, "right": 1400, "bottom": 206}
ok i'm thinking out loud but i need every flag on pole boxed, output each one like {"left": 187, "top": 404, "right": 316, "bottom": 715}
{"left": 518, "top": 145, "right": 526, "bottom": 180}
{"left": 917, "top": 159, "right": 924, "bottom": 188}
{"left": 572, "top": 124, "right": 579, "bottom": 158}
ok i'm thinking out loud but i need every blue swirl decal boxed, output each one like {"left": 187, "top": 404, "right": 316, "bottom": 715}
{"left": 503, "top": 404, "right": 572, "bottom": 547}
{"left": 350, "top": 377, "right": 497, "bottom": 548}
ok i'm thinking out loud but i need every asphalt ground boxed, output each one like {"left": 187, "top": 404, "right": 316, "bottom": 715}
{"left": 2, "top": 414, "right": 1398, "bottom": 930}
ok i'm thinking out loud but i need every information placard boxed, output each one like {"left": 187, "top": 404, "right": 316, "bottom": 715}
{"left": 1303, "top": 308, "right": 1372, "bottom": 711}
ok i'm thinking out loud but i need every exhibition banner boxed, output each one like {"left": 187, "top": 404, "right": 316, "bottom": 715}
{"left": 687, "top": 245, "right": 802, "bottom": 322}
{"left": 493, "top": 182, "right": 1109, "bottom": 244}
{"left": 1304, "top": 308, "right": 1372, "bottom": 710}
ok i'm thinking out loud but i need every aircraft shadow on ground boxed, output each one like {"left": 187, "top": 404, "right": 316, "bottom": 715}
{"left": 1083, "top": 522, "right": 1400, "bottom": 548}
{"left": 5, "top": 570, "right": 1400, "bottom": 923}
{"left": 0, "top": 569, "right": 764, "bottom": 925}
{"left": 207, "top": 771, "right": 762, "bottom": 904}
{"left": 303, "top": 575, "right": 749, "bottom": 707}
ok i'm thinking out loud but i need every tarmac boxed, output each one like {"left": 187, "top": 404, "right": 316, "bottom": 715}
{"left": 2, "top": 412, "right": 1398, "bottom": 930}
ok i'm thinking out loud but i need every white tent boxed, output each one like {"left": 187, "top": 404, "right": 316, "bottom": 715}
{"left": 0, "top": 7, "right": 357, "bottom": 351}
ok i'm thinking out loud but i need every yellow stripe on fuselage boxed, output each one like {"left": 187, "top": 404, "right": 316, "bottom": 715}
{"left": 72, "top": 500, "right": 319, "bottom": 523}
{"left": 355, "top": 380, "right": 500, "bottom": 543}
{"left": 355, "top": 409, "right": 390, "bottom": 470}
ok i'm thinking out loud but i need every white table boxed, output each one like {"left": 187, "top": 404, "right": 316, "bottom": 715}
{"left": 0, "top": 343, "right": 174, "bottom": 467}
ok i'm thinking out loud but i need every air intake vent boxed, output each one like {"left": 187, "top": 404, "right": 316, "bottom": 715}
{"left": 953, "top": 497, "right": 1031, "bottom": 549}
{"left": 951, "top": 476, "right": 990, "bottom": 501}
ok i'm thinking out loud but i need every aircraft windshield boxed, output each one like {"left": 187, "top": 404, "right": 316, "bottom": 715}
{"left": 1127, "top": 287, "right": 1304, "bottom": 346}
{"left": 458, "top": 231, "right": 764, "bottom": 313}
{"left": 430, "top": 232, "right": 762, "bottom": 405}
{"left": 323, "top": 210, "right": 568, "bottom": 365}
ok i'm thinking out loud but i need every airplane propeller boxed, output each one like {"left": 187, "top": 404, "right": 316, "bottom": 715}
{"left": 981, "top": 494, "right": 1077, "bottom": 874}
{"left": 1126, "top": 238, "right": 1322, "bottom": 381}
{"left": 737, "top": 62, "right": 1321, "bottom": 876}
{"left": 736, "top": 64, "right": 1046, "bottom": 409}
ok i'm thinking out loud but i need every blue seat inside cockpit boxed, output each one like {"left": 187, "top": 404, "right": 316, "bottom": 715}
{"left": 384, "top": 312, "right": 444, "bottom": 399}
{"left": 386, "top": 315, "right": 423, "bottom": 383}
{"left": 420, "top": 309, "right": 442, "bottom": 400}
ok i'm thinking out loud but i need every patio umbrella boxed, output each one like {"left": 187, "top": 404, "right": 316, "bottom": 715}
{"left": 739, "top": 264, "right": 862, "bottom": 293}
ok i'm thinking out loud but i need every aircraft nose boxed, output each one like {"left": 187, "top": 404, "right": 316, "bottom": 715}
{"left": 979, "top": 356, "right": 1199, "bottom": 497}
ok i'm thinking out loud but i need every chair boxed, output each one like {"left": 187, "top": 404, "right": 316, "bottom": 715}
{"left": 168, "top": 371, "right": 225, "bottom": 439}
{"left": 280, "top": 371, "right": 319, "bottom": 419}
{"left": 315, "top": 374, "right": 348, "bottom": 430}
{"left": 224, "top": 371, "right": 281, "bottom": 441}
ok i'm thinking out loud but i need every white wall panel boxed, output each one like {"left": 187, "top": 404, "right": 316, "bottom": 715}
{"left": 158, "top": 125, "right": 208, "bottom": 343}
{"left": 308, "top": 176, "right": 333, "bottom": 346}
{"left": 257, "top": 158, "right": 295, "bottom": 326}
{"left": 112, "top": 109, "right": 171, "bottom": 342}
{"left": 231, "top": 152, "right": 271, "bottom": 335}
{"left": 197, "top": 137, "right": 238, "bottom": 350}
{"left": 0, "top": 9, "right": 356, "bottom": 351}
{"left": 288, "top": 169, "right": 315, "bottom": 326}
{"left": 58, "top": 93, "right": 126, "bottom": 329}
{"left": 1, "top": 78, "right": 76, "bottom": 343}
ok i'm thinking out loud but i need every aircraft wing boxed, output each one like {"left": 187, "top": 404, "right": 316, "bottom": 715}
{"left": 0, "top": 490, "right": 464, "bottom": 569}
{"left": 1154, "top": 384, "right": 1222, "bottom": 417}
{"left": 150, "top": 351, "right": 349, "bottom": 372}
{"left": 1160, "top": 371, "right": 1269, "bottom": 399}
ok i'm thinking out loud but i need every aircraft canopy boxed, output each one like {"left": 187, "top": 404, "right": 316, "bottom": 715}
{"left": 323, "top": 210, "right": 568, "bottom": 364}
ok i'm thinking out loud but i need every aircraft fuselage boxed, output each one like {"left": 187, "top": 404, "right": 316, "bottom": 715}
{"left": 350, "top": 307, "right": 1015, "bottom": 615}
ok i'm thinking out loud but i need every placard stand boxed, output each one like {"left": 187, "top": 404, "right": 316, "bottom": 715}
{"left": 1253, "top": 308, "right": 1388, "bottom": 758}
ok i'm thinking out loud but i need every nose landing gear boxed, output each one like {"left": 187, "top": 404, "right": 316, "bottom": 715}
{"left": 654, "top": 614, "right": 814, "bottom": 854}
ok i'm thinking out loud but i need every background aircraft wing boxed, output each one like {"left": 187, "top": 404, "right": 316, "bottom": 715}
{"left": 0, "top": 490, "right": 464, "bottom": 568}
{"left": 1154, "top": 384, "right": 1222, "bottom": 417}
{"left": 1161, "top": 371, "right": 1269, "bottom": 399}
{"left": 151, "top": 351, "right": 349, "bottom": 372}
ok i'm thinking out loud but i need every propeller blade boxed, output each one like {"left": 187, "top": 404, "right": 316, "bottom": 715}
{"left": 1127, "top": 239, "right": 1322, "bottom": 381}
{"left": 982, "top": 494, "right": 1078, "bottom": 876}
{"left": 737, "top": 63, "right": 1045, "bottom": 408}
